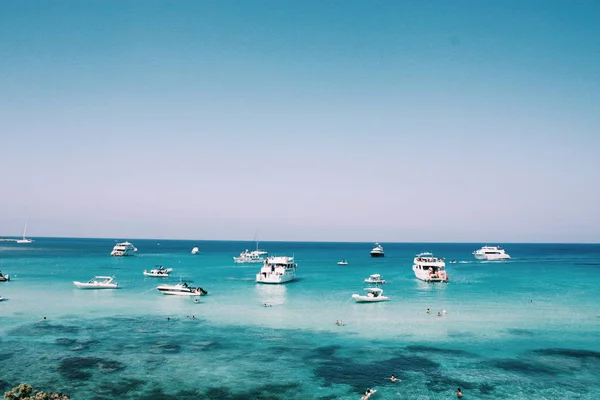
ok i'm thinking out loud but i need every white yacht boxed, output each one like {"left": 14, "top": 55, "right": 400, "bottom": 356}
{"left": 473, "top": 246, "right": 511, "bottom": 261}
{"left": 364, "top": 273, "right": 386, "bottom": 284}
{"left": 234, "top": 247, "right": 268, "bottom": 263}
{"left": 256, "top": 256, "right": 297, "bottom": 284}
{"left": 413, "top": 252, "right": 448, "bottom": 282}
{"left": 352, "top": 287, "right": 389, "bottom": 303}
{"left": 156, "top": 282, "right": 208, "bottom": 296}
{"left": 370, "top": 243, "right": 385, "bottom": 257}
{"left": 0, "top": 271, "right": 9, "bottom": 282}
{"left": 143, "top": 266, "right": 173, "bottom": 277}
{"left": 110, "top": 241, "right": 137, "bottom": 256}
{"left": 73, "top": 276, "right": 118, "bottom": 289}
{"left": 191, "top": 246, "right": 199, "bottom": 255}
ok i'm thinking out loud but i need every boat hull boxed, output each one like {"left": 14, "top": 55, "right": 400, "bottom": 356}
{"left": 255, "top": 274, "right": 295, "bottom": 284}
{"left": 73, "top": 282, "right": 118, "bottom": 289}
{"left": 370, "top": 253, "right": 385, "bottom": 258}
{"left": 143, "top": 272, "right": 171, "bottom": 277}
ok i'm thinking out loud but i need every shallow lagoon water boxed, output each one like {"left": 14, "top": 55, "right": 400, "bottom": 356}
{"left": 1, "top": 239, "right": 600, "bottom": 399}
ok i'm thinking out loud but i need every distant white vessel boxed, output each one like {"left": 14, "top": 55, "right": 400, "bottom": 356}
{"left": 156, "top": 282, "right": 208, "bottom": 296}
{"left": 352, "top": 287, "right": 389, "bottom": 303}
{"left": 364, "top": 273, "right": 386, "bottom": 284}
{"left": 256, "top": 256, "right": 297, "bottom": 284}
{"left": 73, "top": 276, "right": 118, "bottom": 289}
{"left": 337, "top": 259, "right": 348, "bottom": 265}
{"left": 234, "top": 234, "right": 268, "bottom": 263}
{"left": 191, "top": 246, "right": 199, "bottom": 255}
{"left": 143, "top": 266, "right": 173, "bottom": 277}
{"left": 370, "top": 243, "right": 385, "bottom": 257}
{"left": 473, "top": 246, "right": 511, "bottom": 261}
{"left": 110, "top": 241, "right": 137, "bottom": 256}
{"left": 0, "top": 271, "right": 10, "bottom": 282}
{"left": 15, "top": 223, "right": 33, "bottom": 244}
{"left": 413, "top": 252, "right": 448, "bottom": 282}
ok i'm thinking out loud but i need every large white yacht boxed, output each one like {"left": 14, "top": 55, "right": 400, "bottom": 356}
{"left": 473, "top": 246, "right": 511, "bottom": 261}
{"left": 110, "top": 241, "right": 138, "bottom": 256}
{"left": 413, "top": 252, "right": 448, "bottom": 282}
{"left": 370, "top": 243, "right": 385, "bottom": 257}
{"left": 255, "top": 256, "right": 297, "bottom": 284}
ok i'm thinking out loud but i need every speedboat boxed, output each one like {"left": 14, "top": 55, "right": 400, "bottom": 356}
{"left": 0, "top": 271, "right": 10, "bottom": 282}
{"left": 157, "top": 282, "right": 208, "bottom": 296}
{"left": 352, "top": 287, "right": 389, "bottom": 303}
{"left": 364, "top": 274, "right": 386, "bottom": 284}
{"left": 370, "top": 243, "right": 385, "bottom": 257}
{"left": 413, "top": 252, "right": 448, "bottom": 282}
{"left": 110, "top": 241, "right": 137, "bottom": 256}
{"left": 337, "top": 260, "right": 348, "bottom": 265}
{"left": 256, "top": 256, "right": 297, "bottom": 284}
{"left": 73, "top": 276, "right": 118, "bottom": 289}
{"left": 473, "top": 246, "right": 511, "bottom": 260}
{"left": 143, "top": 266, "right": 173, "bottom": 277}
{"left": 191, "top": 246, "right": 199, "bottom": 255}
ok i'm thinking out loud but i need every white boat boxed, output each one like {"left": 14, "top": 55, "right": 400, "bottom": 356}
{"left": 234, "top": 234, "right": 268, "bottom": 263}
{"left": 364, "top": 273, "right": 386, "bottom": 284}
{"left": 191, "top": 246, "right": 199, "bottom": 255}
{"left": 473, "top": 246, "right": 511, "bottom": 260}
{"left": 352, "top": 287, "right": 389, "bottom": 302}
{"left": 370, "top": 243, "right": 385, "bottom": 257}
{"left": 110, "top": 241, "right": 137, "bottom": 256}
{"left": 15, "top": 223, "right": 33, "bottom": 244}
{"left": 143, "top": 266, "right": 173, "bottom": 277}
{"left": 337, "top": 260, "right": 348, "bottom": 265}
{"left": 413, "top": 252, "right": 449, "bottom": 282}
{"left": 73, "top": 276, "right": 118, "bottom": 289}
{"left": 156, "top": 282, "right": 208, "bottom": 296}
{"left": 0, "top": 271, "right": 9, "bottom": 282}
{"left": 255, "top": 256, "right": 297, "bottom": 284}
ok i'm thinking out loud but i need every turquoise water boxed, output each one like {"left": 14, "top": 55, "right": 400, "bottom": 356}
{"left": 1, "top": 239, "right": 600, "bottom": 399}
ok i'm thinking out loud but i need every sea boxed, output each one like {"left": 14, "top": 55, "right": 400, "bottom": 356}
{"left": 1, "top": 238, "right": 600, "bottom": 399}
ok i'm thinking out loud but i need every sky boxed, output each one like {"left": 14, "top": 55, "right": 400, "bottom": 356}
{"left": 1, "top": 1, "right": 599, "bottom": 243}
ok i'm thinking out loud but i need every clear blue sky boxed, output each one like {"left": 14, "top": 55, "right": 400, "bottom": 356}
{"left": 1, "top": 1, "right": 599, "bottom": 242}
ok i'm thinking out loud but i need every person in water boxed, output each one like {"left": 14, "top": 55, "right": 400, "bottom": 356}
{"left": 456, "top": 388, "right": 463, "bottom": 398}
{"left": 389, "top": 375, "right": 399, "bottom": 382}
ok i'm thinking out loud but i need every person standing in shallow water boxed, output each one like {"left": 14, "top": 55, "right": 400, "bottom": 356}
{"left": 456, "top": 388, "right": 463, "bottom": 398}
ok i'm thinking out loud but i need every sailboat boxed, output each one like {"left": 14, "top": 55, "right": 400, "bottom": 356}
{"left": 16, "top": 223, "right": 33, "bottom": 244}
{"left": 233, "top": 232, "right": 268, "bottom": 263}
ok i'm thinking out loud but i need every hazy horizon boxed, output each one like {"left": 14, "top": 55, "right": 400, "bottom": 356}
{"left": 2, "top": 1, "right": 599, "bottom": 243}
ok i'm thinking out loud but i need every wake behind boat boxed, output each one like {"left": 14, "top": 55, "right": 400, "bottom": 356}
{"left": 73, "top": 276, "right": 118, "bottom": 289}
{"left": 352, "top": 287, "right": 389, "bottom": 302}
{"left": 157, "top": 282, "right": 208, "bottom": 296}
{"left": 143, "top": 266, "right": 173, "bottom": 277}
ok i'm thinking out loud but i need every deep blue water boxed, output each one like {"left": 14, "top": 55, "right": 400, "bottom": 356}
{"left": 1, "top": 238, "right": 600, "bottom": 399}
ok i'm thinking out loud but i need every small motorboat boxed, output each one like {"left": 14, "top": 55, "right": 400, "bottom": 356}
{"left": 352, "top": 287, "right": 389, "bottom": 303}
{"left": 337, "top": 260, "right": 348, "bottom": 265}
{"left": 73, "top": 276, "right": 118, "bottom": 289}
{"left": 157, "top": 282, "right": 208, "bottom": 296}
{"left": 364, "top": 273, "right": 386, "bottom": 284}
{"left": 0, "top": 271, "right": 9, "bottom": 282}
{"left": 143, "top": 266, "right": 173, "bottom": 277}
{"left": 191, "top": 246, "right": 199, "bottom": 255}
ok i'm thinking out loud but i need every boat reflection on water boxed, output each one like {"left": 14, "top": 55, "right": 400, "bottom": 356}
{"left": 255, "top": 283, "right": 287, "bottom": 307}
{"left": 414, "top": 279, "right": 449, "bottom": 292}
